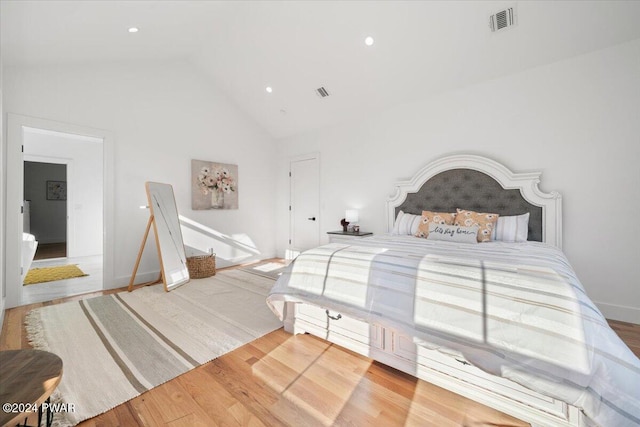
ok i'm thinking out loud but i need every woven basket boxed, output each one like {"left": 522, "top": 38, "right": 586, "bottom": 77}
{"left": 186, "top": 253, "right": 216, "bottom": 279}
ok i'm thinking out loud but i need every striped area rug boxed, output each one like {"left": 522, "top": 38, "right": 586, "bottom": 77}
{"left": 25, "top": 269, "right": 282, "bottom": 426}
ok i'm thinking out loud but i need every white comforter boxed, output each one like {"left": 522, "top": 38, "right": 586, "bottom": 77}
{"left": 267, "top": 235, "right": 640, "bottom": 427}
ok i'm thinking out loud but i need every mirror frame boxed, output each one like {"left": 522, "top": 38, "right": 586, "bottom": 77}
{"left": 146, "top": 182, "right": 190, "bottom": 291}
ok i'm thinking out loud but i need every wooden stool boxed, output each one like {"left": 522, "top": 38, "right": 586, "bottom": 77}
{"left": 0, "top": 350, "right": 63, "bottom": 427}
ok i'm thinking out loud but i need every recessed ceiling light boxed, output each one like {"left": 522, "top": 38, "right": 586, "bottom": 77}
{"left": 128, "top": 27, "right": 139, "bottom": 33}
{"left": 364, "top": 36, "right": 374, "bottom": 46}
{"left": 266, "top": 86, "right": 273, "bottom": 93}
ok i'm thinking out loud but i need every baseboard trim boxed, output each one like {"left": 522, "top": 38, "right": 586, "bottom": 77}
{"left": 112, "top": 270, "right": 160, "bottom": 289}
{"left": 596, "top": 301, "right": 640, "bottom": 324}
{"left": 111, "top": 252, "right": 277, "bottom": 290}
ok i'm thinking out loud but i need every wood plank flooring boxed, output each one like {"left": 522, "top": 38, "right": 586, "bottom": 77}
{"left": 609, "top": 320, "right": 640, "bottom": 358}
{"left": 34, "top": 242, "right": 67, "bottom": 260}
{"left": 1, "top": 267, "right": 638, "bottom": 427}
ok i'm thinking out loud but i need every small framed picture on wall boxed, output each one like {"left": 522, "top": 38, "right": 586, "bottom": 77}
{"left": 47, "top": 180, "right": 67, "bottom": 200}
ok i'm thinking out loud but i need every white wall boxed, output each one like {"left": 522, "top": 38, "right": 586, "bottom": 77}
{"left": 3, "top": 59, "right": 277, "bottom": 288}
{"left": 276, "top": 39, "right": 640, "bottom": 323}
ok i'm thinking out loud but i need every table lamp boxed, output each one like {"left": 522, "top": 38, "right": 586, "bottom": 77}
{"left": 341, "top": 209, "right": 359, "bottom": 232}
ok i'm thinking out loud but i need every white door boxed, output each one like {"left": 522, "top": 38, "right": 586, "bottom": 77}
{"left": 290, "top": 155, "right": 320, "bottom": 255}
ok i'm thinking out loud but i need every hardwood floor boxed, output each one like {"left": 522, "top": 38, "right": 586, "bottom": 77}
{"left": 33, "top": 242, "right": 67, "bottom": 260}
{"left": 609, "top": 320, "right": 640, "bottom": 358}
{"left": 1, "top": 269, "right": 638, "bottom": 427}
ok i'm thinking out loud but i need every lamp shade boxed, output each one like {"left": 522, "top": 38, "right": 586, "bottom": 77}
{"left": 345, "top": 209, "right": 359, "bottom": 223}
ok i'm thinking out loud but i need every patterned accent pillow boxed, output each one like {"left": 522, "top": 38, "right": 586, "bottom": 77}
{"left": 415, "top": 211, "right": 457, "bottom": 238}
{"left": 454, "top": 209, "right": 499, "bottom": 243}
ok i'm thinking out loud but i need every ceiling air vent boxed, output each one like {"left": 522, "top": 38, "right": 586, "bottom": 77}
{"left": 489, "top": 7, "right": 516, "bottom": 32}
{"left": 315, "top": 87, "right": 330, "bottom": 98}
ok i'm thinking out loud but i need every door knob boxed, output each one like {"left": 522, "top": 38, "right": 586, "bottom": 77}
{"left": 307, "top": 217, "right": 316, "bottom": 221}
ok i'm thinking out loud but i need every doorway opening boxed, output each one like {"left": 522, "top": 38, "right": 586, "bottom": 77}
{"left": 5, "top": 114, "right": 114, "bottom": 309}
{"left": 21, "top": 128, "right": 104, "bottom": 304}
{"left": 24, "top": 161, "right": 68, "bottom": 260}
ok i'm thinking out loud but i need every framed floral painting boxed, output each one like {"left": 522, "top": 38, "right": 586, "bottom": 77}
{"left": 191, "top": 160, "right": 238, "bottom": 210}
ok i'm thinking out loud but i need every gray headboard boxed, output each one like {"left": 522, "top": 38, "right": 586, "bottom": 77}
{"left": 386, "top": 154, "right": 563, "bottom": 248}
{"left": 395, "top": 168, "right": 543, "bottom": 242}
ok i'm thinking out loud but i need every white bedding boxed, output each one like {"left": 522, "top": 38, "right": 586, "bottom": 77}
{"left": 267, "top": 235, "right": 640, "bottom": 427}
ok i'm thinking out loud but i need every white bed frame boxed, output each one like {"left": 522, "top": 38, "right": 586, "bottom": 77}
{"left": 283, "top": 155, "right": 583, "bottom": 427}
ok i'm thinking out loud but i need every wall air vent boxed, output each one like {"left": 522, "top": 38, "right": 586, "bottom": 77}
{"left": 315, "top": 87, "right": 330, "bottom": 98}
{"left": 489, "top": 7, "right": 516, "bottom": 32}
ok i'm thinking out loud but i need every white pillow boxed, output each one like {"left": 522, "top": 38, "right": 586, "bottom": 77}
{"left": 493, "top": 213, "right": 529, "bottom": 242}
{"left": 392, "top": 210, "right": 422, "bottom": 235}
{"left": 427, "top": 224, "right": 479, "bottom": 244}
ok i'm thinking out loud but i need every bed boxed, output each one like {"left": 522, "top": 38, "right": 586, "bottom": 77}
{"left": 267, "top": 154, "right": 640, "bottom": 427}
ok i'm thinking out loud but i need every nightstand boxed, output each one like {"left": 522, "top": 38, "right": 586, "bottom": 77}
{"left": 327, "top": 230, "right": 373, "bottom": 243}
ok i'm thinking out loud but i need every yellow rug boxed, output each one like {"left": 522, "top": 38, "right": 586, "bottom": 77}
{"left": 24, "top": 265, "right": 88, "bottom": 285}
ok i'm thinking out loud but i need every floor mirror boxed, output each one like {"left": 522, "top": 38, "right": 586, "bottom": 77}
{"left": 129, "top": 182, "right": 190, "bottom": 291}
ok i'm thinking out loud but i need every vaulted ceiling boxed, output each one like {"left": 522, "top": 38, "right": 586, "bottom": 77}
{"left": 3, "top": 1, "right": 640, "bottom": 139}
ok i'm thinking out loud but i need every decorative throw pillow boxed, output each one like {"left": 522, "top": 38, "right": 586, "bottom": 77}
{"left": 393, "top": 210, "right": 422, "bottom": 235}
{"left": 415, "top": 210, "right": 457, "bottom": 238}
{"left": 427, "top": 224, "right": 479, "bottom": 244}
{"left": 454, "top": 209, "right": 499, "bottom": 243}
{"left": 493, "top": 212, "right": 530, "bottom": 242}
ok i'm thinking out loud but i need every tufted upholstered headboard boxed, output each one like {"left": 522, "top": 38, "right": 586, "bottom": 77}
{"left": 386, "top": 154, "right": 563, "bottom": 248}
{"left": 395, "top": 169, "right": 543, "bottom": 242}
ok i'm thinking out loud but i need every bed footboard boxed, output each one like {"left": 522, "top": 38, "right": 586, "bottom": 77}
{"left": 283, "top": 302, "right": 585, "bottom": 427}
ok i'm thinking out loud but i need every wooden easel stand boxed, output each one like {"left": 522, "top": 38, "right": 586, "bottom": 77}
{"left": 128, "top": 214, "right": 163, "bottom": 292}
